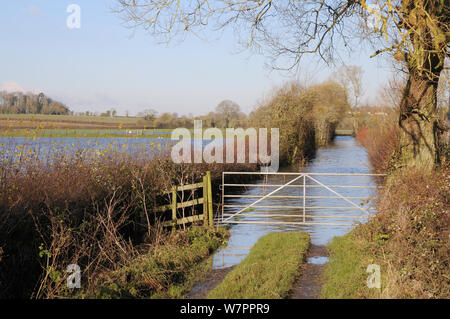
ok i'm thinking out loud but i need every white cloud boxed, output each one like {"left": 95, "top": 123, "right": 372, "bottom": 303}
{"left": 0, "top": 81, "right": 24, "bottom": 92}
{"left": 0, "top": 81, "right": 42, "bottom": 94}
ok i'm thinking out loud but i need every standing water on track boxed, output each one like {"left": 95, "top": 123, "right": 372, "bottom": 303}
{"left": 213, "top": 136, "right": 379, "bottom": 269}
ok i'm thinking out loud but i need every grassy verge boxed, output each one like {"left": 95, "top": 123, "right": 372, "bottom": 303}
{"left": 335, "top": 129, "right": 354, "bottom": 136}
{"left": 207, "top": 232, "right": 310, "bottom": 299}
{"left": 321, "top": 227, "right": 382, "bottom": 298}
{"left": 321, "top": 165, "right": 449, "bottom": 299}
{"left": 86, "top": 227, "right": 229, "bottom": 299}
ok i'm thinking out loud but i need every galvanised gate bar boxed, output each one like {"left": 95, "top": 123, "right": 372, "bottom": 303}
{"left": 220, "top": 172, "right": 386, "bottom": 227}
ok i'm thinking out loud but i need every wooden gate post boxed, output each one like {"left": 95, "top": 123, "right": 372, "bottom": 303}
{"left": 171, "top": 186, "right": 177, "bottom": 231}
{"left": 206, "top": 171, "right": 213, "bottom": 227}
{"left": 203, "top": 175, "right": 208, "bottom": 227}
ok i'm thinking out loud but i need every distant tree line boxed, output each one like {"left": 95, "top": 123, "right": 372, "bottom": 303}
{"left": 137, "top": 100, "right": 247, "bottom": 129}
{"left": 0, "top": 91, "right": 70, "bottom": 115}
{"left": 100, "top": 109, "right": 117, "bottom": 117}
{"left": 137, "top": 110, "right": 195, "bottom": 129}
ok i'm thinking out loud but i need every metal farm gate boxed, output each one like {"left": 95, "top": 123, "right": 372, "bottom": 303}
{"left": 219, "top": 172, "right": 386, "bottom": 227}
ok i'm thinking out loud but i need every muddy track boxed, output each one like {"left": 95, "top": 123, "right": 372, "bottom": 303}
{"left": 290, "top": 245, "right": 328, "bottom": 299}
{"left": 186, "top": 266, "right": 235, "bottom": 299}
{"left": 187, "top": 244, "right": 328, "bottom": 299}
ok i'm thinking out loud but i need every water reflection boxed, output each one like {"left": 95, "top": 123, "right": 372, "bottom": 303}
{"left": 307, "top": 256, "right": 329, "bottom": 265}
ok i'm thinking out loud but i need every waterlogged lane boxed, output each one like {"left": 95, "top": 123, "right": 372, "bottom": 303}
{"left": 213, "top": 136, "right": 378, "bottom": 269}
{"left": 1, "top": 135, "right": 377, "bottom": 270}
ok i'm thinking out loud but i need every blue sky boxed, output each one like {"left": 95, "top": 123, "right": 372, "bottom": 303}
{"left": 0, "top": 1, "right": 392, "bottom": 116}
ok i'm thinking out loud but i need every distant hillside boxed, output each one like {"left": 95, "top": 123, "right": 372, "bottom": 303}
{"left": 0, "top": 91, "right": 70, "bottom": 115}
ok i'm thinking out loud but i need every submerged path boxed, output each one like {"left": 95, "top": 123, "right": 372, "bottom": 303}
{"left": 187, "top": 136, "right": 375, "bottom": 299}
{"left": 290, "top": 245, "right": 328, "bottom": 299}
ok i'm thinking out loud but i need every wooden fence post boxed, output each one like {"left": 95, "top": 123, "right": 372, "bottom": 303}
{"left": 206, "top": 171, "right": 213, "bottom": 227}
{"left": 171, "top": 186, "right": 177, "bottom": 231}
{"left": 203, "top": 175, "right": 208, "bottom": 227}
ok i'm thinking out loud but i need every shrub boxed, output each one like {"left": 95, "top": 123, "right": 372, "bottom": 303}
{"left": 90, "top": 227, "right": 229, "bottom": 299}
{"left": 0, "top": 139, "right": 255, "bottom": 298}
{"left": 322, "top": 162, "right": 449, "bottom": 298}
{"left": 356, "top": 115, "right": 400, "bottom": 173}
{"left": 308, "top": 81, "right": 349, "bottom": 146}
{"left": 249, "top": 81, "right": 349, "bottom": 166}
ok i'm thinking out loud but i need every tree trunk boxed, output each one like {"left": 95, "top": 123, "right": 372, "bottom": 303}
{"left": 398, "top": 69, "right": 441, "bottom": 170}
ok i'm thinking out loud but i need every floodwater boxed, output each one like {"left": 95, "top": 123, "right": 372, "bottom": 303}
{"left": 0, "top": 136, "right": 174, "bottom": 164}
{"left": 213, "top": 136, "right": 379, "bottom": 269}
{"left": 0, "top": 136, "right": 220, "bottom": 161}
{"left": 1, "top": 135, "right": 379, "bottom": 270}
{"left": 0, "top": 136, "right": 171, "bottom": 150}
{"left": 0, "top": 136, "right": 228, "bottom": 155}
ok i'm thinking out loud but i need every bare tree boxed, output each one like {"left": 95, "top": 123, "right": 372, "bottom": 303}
{"left": 116, "top": 0, "right": 449, "bottom": 170}
{"left": 137, "top": 108, "right": 158, "bottom": 121}
{"left": 332, "top": 65, "right": 364, "bottom": 109}
{"left": 377, "top": 73, "right": 407, "bottom": 109}
{"left": 215, "top": 100, "right": 241, "bottom": 128}
{"left": 332, "top": 65, "right": 364, "bottom": 132}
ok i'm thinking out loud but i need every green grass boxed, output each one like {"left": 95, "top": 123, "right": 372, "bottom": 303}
{"left": 335, "top": 129, "right": 354, "bottom": 136}
{"left": 320, "top": 228, "right": 383, "bottom": 299}
{"left": 85, "top": 227, "right": 230, "bottom": 299}
{"left": 207, "top": 232, "right": 310, "bottom": 299}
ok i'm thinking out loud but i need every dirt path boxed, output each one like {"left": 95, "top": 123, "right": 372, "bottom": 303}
{"left": 290, "top": 245, "right": 329, "bottom": 299}
{"left": 186, "top": 266, "right": 235, "bottom": 299}
{"left": 187, "top": 244, "right": 328, "bottom": 299}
